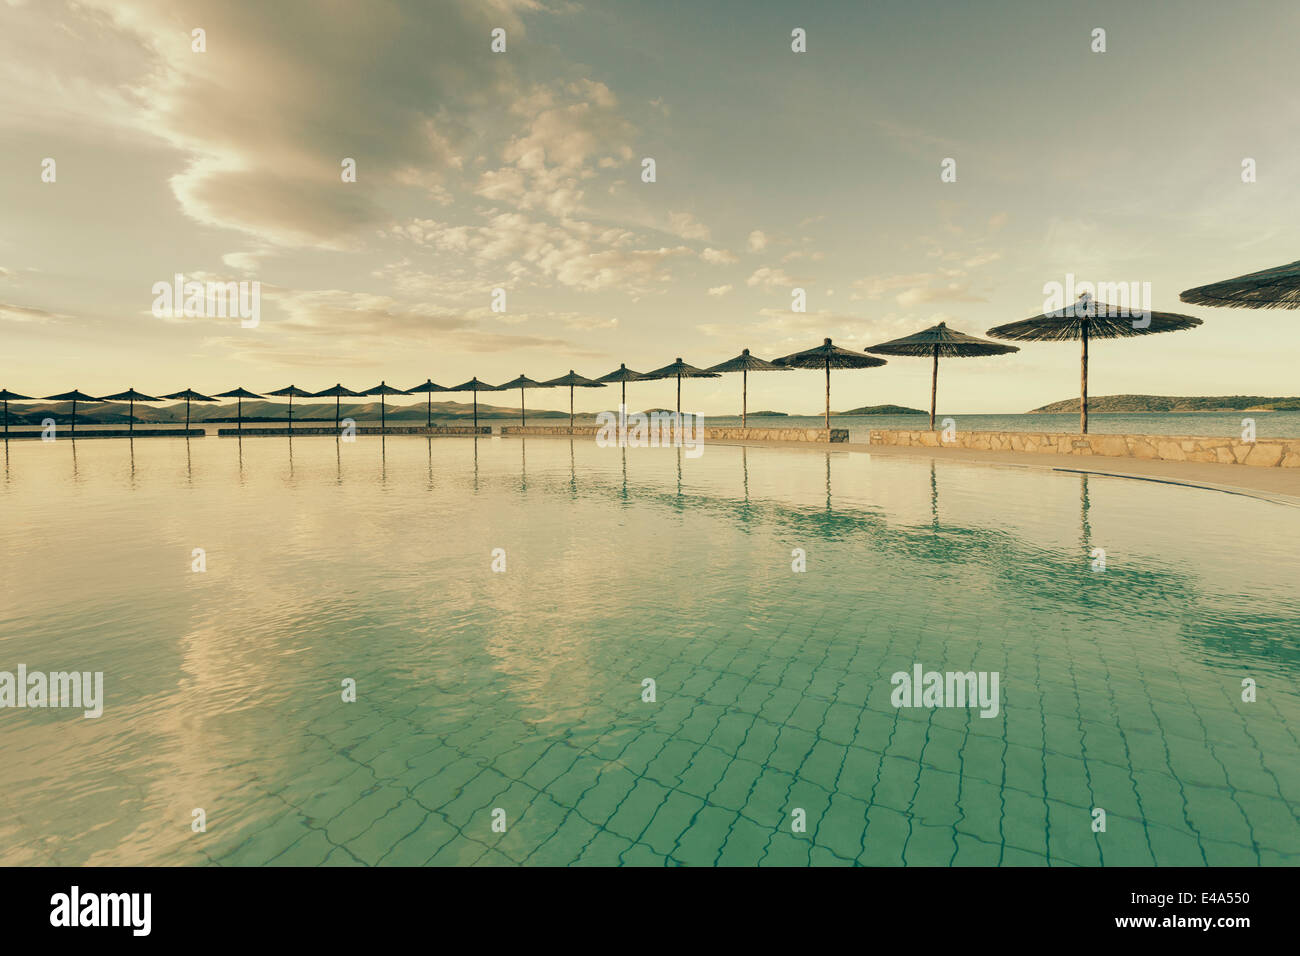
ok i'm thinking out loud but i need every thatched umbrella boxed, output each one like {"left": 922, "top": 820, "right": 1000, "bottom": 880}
{"left": 101, "top": 388, "right": 164, "bottom": 435}
{"left": 266, "top": 385, "right": 313, "bottom": 434}
{"left": 0, "top": 389, "right": 34, "bottom": 440}
{"left": 541, "top": 370, "right": 606, "bottom": 429}
{"left": 162, "top": 388, "right": 217, "bottom": 434}
{"left": 496, "top": 374, "right": 554, "bottom": 427}
{"left": 215, "top": 386, "right": 263, "bottom": 434}
{"left": 987, "top": 293, "right": 1202, "bottom": 434}
{"left": 43, "top": 389, "right": 102, "bottom": 438}
{"left": 866, "top": 322, "right": 1019, "bottom": 429}
{"left": 363, "top": 381, "right": 410, "bottom": 431}
{"left": 706, "top": 349, "right": 788, "bottom": 426}
{"left": 596, "top": 363, "right": 646, "bottom": 414}
{"left": 447, "top": 377, "right": 501, "bottom": 430}
{"left": 772, "top": 338, "right": 886, "bottom": 429}
{"left": 406, "top": 379, "right": 450, "bottom": 427}
{"left": 642, "top": 358, "right": 719, "bottom": 419}
{"left": 1180, "top": 259, "right": 1300, "bottom": 310}
{"left": 311, "top": 383, "right": 364, "bottom": 432}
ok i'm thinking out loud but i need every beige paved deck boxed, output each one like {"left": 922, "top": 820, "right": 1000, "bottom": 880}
{"left": 704, "top": 438, "right": 1300, "bottom": 505}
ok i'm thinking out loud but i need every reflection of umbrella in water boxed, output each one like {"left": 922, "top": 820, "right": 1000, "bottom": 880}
{"left": 929, "top": 462, "right": 938, "bottom": 529}
{"left": 642, "top": 358, "right": 718, "bottom": 420}
{"left": 215, "top": 387, "right": 263, "bottom": 434}
{"left": 706, "top": 349, "right": 788, "bottom": 426}
{"left": 162, "top": 388, "right": 217, "bottom": 435}
{"left": 496, "top": 374, "right": 554, "bottom": 427}
{"left": 406, "top": 379, "right": 451, "bottom": 428}
{"left": 824, "top": 452, "right": 832, "bottom": 511}
{"left": 866, "top": 322, "right": 1018, "bottom": 430}
{"left": 1078, "top": 474, "right": 1093, "bottom": 555}
{"left": 772, "top": 338, "right": 887, "bottom": 429}
{"left": 266, "top": 385, "right": 313, "bottom": 434}
{"left": 595, "top": 363, "right": 646, "bottom": 415}
{"left": 986, "top": 293, "right": 1202, "bottom": 434}
{"left": 541, "top": 370, "right": 606, "bottom": 429}
{"left": 363, "top": 381, "right": 410, "bottom": 431}
{"left": 43, "top": 389, "right": 102, "bottom": 438}
{"left": 1, "top": 389, "right": 34, "bottom": 440}
{"left": 447, "top": 377, "right": 500, "bottom": 431}
{"left": 311, "top": 383, "right": 364, "bottom": 432}
{"left": 101, "top": 388, "right": 163, "bottom": 435}
{"left": 1180, "top": 259, "right": 1300, "bottom": 310}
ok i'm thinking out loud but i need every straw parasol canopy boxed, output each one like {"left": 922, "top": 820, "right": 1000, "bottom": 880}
{"left": 101, "top": 388, "right": 164, "bottom": 435}
{"left": 311, "top": 383, "right": 364, "bottom": 431}
{"left": 866, "top": 322, "right": 1019, "bottom": 429}
{"left": 406, "top": 379, "right": 451, "bottom": 427}
{"left": 642, "top": 358, "right": 719, "bottom": 420}
{"left": 0, "top": 389, "right": 34, "bottom": 440}
{"left": 214, "top": 387, "right": 263, "bottom": 433}
{"left": 540, "top": 370, "right": 606, "bottom": 429}
{"left": 496, "top": 374, "right": 554, "bottom": 427}
{"left": 772, "top": 338, "right": 887, "bottom": 429}
{"left": 447, "top": 377, "right": 502, "bottom": 430}
{"left": 1180, "top": 259, "right": 1300, "bottom": 310}
{"left": 162, "top": 388, "right": 217, "bottom": 434}
{"left": 595, "top": 363, "right": 646, "bottom": 415}
{"left": 43, "top": 389, "right": 102, "bottom": 437}
{"left": 986, "top": 292, "right": 1202, "bottom": 434}
{"left": 706, "top": 349, "right": 788, "bottom": 426}
{"left": 363, "top": 381, "right": 410, "bottom": 431}
{"left": 266, "top": 385, "right": 313, "bottom": 433}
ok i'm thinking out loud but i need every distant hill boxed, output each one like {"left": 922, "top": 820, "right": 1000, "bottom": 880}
{"left": 834, "top": 404, "right": 927, "bottom": 416}
{"left": 1029, "top": 394, "right": 1300, "bottom": 413}
{"left": 748, "top": 410, "right": 788, "bottom": 417}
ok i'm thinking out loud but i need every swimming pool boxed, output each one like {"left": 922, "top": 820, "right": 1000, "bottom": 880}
{"left": 0, "top": 436, "right": 1296, "bottom": 865}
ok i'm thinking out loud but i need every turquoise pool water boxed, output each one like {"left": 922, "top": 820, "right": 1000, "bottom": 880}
{"left": 0, "top": 436, "right": 1297, "bottom": 866}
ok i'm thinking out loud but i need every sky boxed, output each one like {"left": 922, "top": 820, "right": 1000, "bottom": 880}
{"left": 1, "top": 0, "right": 1298, "bottom": 416}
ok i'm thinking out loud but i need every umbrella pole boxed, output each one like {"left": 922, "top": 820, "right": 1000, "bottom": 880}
{"left": 521, "top": 386, "right": 526, "bottom": 428}
{"left": 930, "top": 345, "right": 939, "bottom": 431}
{"left": 289, "top": 394, "right": 293, "bottom": 434}
{"left": 381, "top": 396, "right": 386, "bottom": 431}
{"left": 3, "top": 399, "right": 6, "bottom": 440}
{"left": 1080, "top": 323, "right": 1089, "bottom": 435}
{"left": 335, "top": 396, "right": 340, "bottom": 431}
{"left": 621, "top": 380, "right": 626, "bottom": 413}
{"left": 742, "top": 368, "right": 748, "bottom": 427}
{"left": 474, "top": 394, "right": 478, "bottom": 430}
{"left": 569, "top": 386, "right": 574, "bottom": 430}
{"left": 72, "top": 399, "right": 77, "bottom": 438}
{"left": 427, "top": 393, "right": 432, "bottom": 429}
{"left": 129, "top": 398, "right": 134, "bottom": 435}
{"left": 238, "top": 396, "right": 243, "bottom": 433}
{"left": 676, "top": 375, "right": 681, "bottom": 419}
{"left": 824, "top": 360, "right": 830, "bottom": 430}
{"left": 185, "top": 399, "right": 191, "bottom": 434}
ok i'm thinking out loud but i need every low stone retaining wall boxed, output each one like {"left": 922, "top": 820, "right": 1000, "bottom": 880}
{"left": 2, "top": 428, "right": 205, "bottom": 440}
{"left": 217, "top": 425, "right": 490, "bottom": 437}
{"left": 501, "top": 425, "right": 848, "bottom": 443}
{"left": 868, "top": 428, "right": 1300, "bottom": 467}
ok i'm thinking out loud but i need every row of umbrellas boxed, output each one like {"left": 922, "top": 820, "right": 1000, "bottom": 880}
{"left": 3, "top": 259, "right": 1293, "bottom": 439}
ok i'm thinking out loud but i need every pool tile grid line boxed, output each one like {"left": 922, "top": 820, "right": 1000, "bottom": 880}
{"left": 1210, "top": 681, "right": 1300, "bottom": 831}
{"left": 216, "top": 599, "right": 1293, "bottom": 867}
{"left": 5, "top": 598, "right": 1289, "bottom": 874}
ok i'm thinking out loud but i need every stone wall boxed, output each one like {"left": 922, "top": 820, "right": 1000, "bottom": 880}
{"left": 502, "top": 425, "right": 848, "bottom": 443}
{"left": 868, "top": 428, "right": 1300, "bottom": 467}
